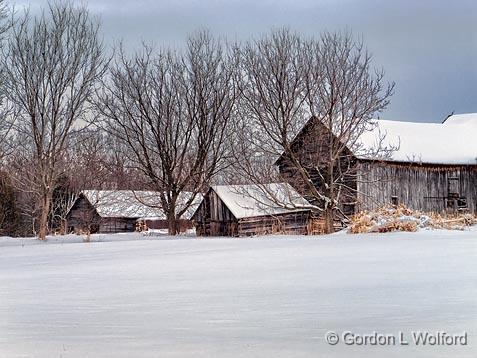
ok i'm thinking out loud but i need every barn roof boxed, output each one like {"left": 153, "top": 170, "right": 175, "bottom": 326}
{"left": 210, "top": 183, "right": 313, "bottom": 219}
{"left": 443, "top": 112, "right": 477, "bottom": 125}
{"left": 277, "top": 113, "right": 477, "bottom": 166}
{"left": 80, "top": 190, "right": 201, "bottom": 220}
{"left": 358, "top": 115, "right": 477, "bottom": 165}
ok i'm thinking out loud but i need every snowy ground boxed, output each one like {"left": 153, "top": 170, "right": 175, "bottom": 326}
{"left": 1, "top": 229, "right": 476, "bottom": 358}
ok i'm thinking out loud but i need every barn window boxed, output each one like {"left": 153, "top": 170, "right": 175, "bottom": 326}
{"left": 457, "top": 198, "right": 468, "bottom": 209}
{"left": 391, "top": 196, "right": 399, "bottom": 206}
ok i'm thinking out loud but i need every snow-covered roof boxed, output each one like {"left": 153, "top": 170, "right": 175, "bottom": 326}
{"left": 357, "top": 115, "right": 477, "bottom": 165}
{"left": 211, "top": 183, "right": 312, "bottom": 219}
{"left": 443, "top": 112, "right": 477, "bottom": 125}
{"left": 80, "top": 190, "right": 202, "bottom": 220}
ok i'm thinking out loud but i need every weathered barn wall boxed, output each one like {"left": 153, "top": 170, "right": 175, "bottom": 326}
{"left": 141, "top": 218, "right": 193, "bottom": 233}
{"left": 276, "top": 119, "right": 357, "bottom": 216}
{"left": 279, "top": 160, "right": 357, "bottom": 216}
{"left": 194, "top": 190, "right": 238, "bottom": 236}
{"left": 98, "top": 218, "right": 137, "bottom": 233}
{"left": 237, "top": 211, "right": 311, "bottom": 236}
{"left": 357, "top": 161, "right": 477, "bottom": 213}
{"left": 66, "top": 196, "right": 102, "bottom": 233}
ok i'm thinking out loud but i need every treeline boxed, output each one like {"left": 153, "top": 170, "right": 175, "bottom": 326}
{"left": 0, "top": 1, "right": 393, "bottom": 238}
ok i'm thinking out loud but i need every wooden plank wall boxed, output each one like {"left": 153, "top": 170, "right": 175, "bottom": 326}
{"left": 277, "top": 120, "right": 358, "bottom": 216}
{"left": 66, "top": 196, "right": 102, "bottom": 233}
{"left": 237, "top": 211, "right": 311, "bottom": 236}
{"left": 193, "top": 190, "right": 239, "bottom": 236}
{"left": 98, "top": 218, "right": 137, "bottom": 233}
{"left": 357, "top": 161, "right": 477, "bottom": 213}
{"left": 143, "top": 219, "right": 193, "bottom": 232}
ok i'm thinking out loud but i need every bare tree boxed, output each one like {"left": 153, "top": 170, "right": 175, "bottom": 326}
{"left": 227, "top": 29, "right": 318, "bottom": 213}
{"left": 236, "top": 29, "right": 394, "bottom": 233}
{"left": 65, "top": 129, "right": 137, "bottom": 191}
{"left": 300, "top": 31, "right": 394, "bottom": 232}
{"left": 2, "top": 2, "right": 106, "bottom": 240}
{"left": 95, "top": 31, "right": 238, "bottom": 234}
{"left": 234, "top": 29, "right": 310, "bottom": 172}
{"left": 0, "top": 0, "right": 12, "bottom": 162}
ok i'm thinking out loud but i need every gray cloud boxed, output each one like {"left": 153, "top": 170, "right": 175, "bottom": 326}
{"left": 18, "top": 0, "right": 477, "bottom": 122}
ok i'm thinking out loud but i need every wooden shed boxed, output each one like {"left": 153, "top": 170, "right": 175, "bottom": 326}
{"left": 66, "top": 190, "right": 200, "bottom": 234}
{"left": 277, "top": 113, "right": 477, "bottom": 216}
{"left": 192, "top": 183, "right": 314, "bottom": 236}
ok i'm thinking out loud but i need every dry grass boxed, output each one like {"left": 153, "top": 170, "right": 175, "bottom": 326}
{"left": 348, "top": 204, "right": 476, "bottom": 234}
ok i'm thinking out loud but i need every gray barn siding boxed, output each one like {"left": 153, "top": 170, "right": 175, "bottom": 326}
{"left": 237, "top": 211, "right": 311, "bottom": 236}
{"left": 66, "top": 196, "right": 102, "bottom": 233}
{"left": 142, "top": 219, "right": 193, "bottom": 232}
{"left": 276, "top": 120, "right": 358, "bottom": 216}
{"left": 194, "top": 190, "right": 238, "bottom": 236}
{"left": 98, "top": 218, "right": 137, "bottom": 233}
{"left": 357, "top": 161, "right": 477, "bottom": 213}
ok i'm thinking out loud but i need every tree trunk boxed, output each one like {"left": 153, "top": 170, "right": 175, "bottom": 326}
{"left": 38, "top": 192, "right": 51, "bottom": 240}
{"left": 323, "top": 207, "right": 334, "bottom": 234}
{"left": 167, "top": 211, "right": 177, "bottom": 236}
{"left": 61, "top": 218, "right": 67, "bottom": 235}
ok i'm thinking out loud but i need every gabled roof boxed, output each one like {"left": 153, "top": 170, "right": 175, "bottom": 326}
{"left": 277, "top": 114, "right": 477, "bottom": 166}
{"left": 357, "top": 117, "right": 477, "bottom": 165}
{"left": 210, "top": 183, "right": 313, "bottom": 219}
{"left": 79, "top": 190, "right": 202, "bottom": 220}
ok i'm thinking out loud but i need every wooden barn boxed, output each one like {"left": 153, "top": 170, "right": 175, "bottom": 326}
{"left": 66, "top": 190, "right": 201, "bottom": 234}
{"left": 277, "top": 113, "right": 477, "bottom": 216}
{"left": 192, "top": 183, "right": 315, "bottom": 236}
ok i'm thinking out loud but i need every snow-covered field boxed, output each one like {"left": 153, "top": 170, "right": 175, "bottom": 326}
{"left": 1, "top": 230, "right": 476, "bottom": 358}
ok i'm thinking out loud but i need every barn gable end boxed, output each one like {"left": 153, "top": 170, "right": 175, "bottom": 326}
{"left": 194, "top": 188, "right": 239, "bottom": 236}
{"left": 66, "top": 193, "right": 103, "bottom": 233}
{"left": 276, "top": 118, "right": 358, "bottom": 216}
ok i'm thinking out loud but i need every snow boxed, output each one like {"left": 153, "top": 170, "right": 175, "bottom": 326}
{"left": 212, "top": 183, "right": 312, "bottom": 219}
{"left": 1, "top": 230, "right": 476, "bottom": 358}
{"left": 443, "top": 112, "right": 477, "bottom": 125}
{"left": 357, "top": 118, "right": 477, "bottom": 165}
{"left": 80, "top": 190, "right": 202, "bottom": 220}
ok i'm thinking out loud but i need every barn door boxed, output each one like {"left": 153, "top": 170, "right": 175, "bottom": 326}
{"left": 447, "top": 176, "right": 468, "bottom": 211}
{"left": 447, "top": 177, "right": 459, "bottom": 198}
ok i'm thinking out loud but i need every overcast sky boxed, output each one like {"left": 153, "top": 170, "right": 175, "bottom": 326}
{"left": 17, "top": 0, "right": 477, "bottom": 123}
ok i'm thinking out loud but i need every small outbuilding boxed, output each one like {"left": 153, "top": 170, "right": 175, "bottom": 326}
{"left": 66, "top": 190, "right": 201, "bottom": 234}
{"left": 192, "top": 183, "right": 315, "bottom": 236}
